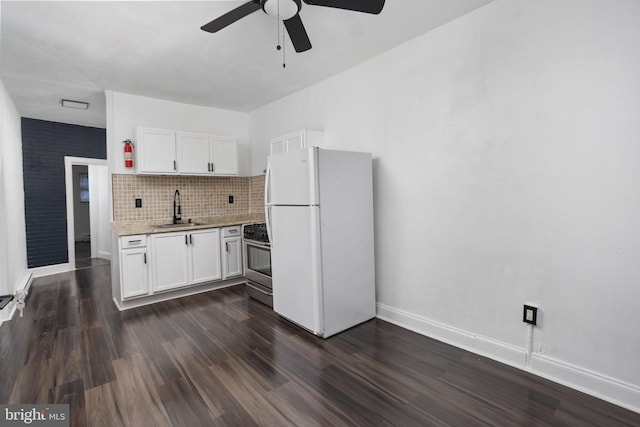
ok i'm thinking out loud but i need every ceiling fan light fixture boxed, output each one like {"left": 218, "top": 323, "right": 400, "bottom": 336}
{"left": 262, "top": 0, "right": 300, "bottom": 20}
{"left": 61, "top": 99, "right": 89, "bottom": 110}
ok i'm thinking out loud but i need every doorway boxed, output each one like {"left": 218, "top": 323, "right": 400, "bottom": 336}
{"left": 72, "top": 165, "right": 92, "bottom": 266}
{"left": 64, "top": 157, "right": 110, "bottom": 270}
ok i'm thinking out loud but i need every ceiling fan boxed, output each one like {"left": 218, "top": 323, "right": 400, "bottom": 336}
{"left": 201, "top": 0, "right": 385, "bottom": 53}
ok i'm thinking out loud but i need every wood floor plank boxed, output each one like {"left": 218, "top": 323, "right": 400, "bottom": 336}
{"left": 1, "top": 264, "right": 639, "bottom": 426}
{"left": 48, "top": 379, "right": 86, "bottom": 427}
{"left": 9, "top": 358, "right": 52, "bottom": 404}
{"left": 110, "top": 353, "right": 171, "bottom": 426}
{"left": 157, "top": 377, "right": 216, "bottom": 427}
{"left": 209, "top": 357, "right": 296, "bottom": 426}
{"left": 265, "top": 379, "right": 355, "bottom": 427}
{"left": 161, "top": 337, "right": 227, "bottom": 418}
{"left": 85, "top": 382, "right": 126, "bottom": 427}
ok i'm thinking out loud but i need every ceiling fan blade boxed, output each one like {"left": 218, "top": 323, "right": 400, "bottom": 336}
{"left": 201, "top": 1, "right": 261, "bottom": 33}
{"left": 303, "top": 0, "right": 385, "bottom": 14}
{"left": 283, "top": 15, "right": 312, "bottom": 53}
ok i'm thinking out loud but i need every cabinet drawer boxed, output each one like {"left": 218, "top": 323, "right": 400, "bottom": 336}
{"left": 120, "top": 234, "right": 147, "bottom": 249}
{"left": 222, "top": 226, "right": 241, "bottom": 238}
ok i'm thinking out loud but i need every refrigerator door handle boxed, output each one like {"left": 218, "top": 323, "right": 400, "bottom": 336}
{"left": 264, "top": 162, "right": 273, "bottom": 244}
{"left": 265, "top": 206, "right": 273, "bottom": 246}
{"left": 264, "top": 162, "right": 272, "bottom": 206}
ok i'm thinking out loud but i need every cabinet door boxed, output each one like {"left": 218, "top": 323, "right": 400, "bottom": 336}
{"left": 120, "top": 248, "right": 149, "bottom": 299}
{"left": 178, "top": 132, "right": 210, "bottom": 174}
{"left": 151, "top": 232, "right": 190, "bottom": 292}
{"left": 136, "top": 128, "right": 177, "bottom": 174}
{"left": 210, "top": 137, "right": 238, "bottom": 175}
{"left": 189, "top": 229, "right": 221, "bottom": 284}
{"left": 222, "top": 237, "right": 242, "bottom": 279}
{"left": 285, "top": 132, "right": 304, "bottom": 152}
{"left": 270, "top": 137, "right": 286, "bottom": 156}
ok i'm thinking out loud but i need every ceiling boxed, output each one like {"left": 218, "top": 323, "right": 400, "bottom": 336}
{"left": 1, "top": 0, "right": 492, "bottom": 128}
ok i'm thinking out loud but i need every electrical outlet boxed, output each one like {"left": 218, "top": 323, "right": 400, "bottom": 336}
{"left": 228, "top": 195, "right": 234, "bottom": 204}
{"left": 135, "top": 198, "right": 142, "bottom": 208}
{"left": 523, "top": 305, "right": 538, "bottom": 325}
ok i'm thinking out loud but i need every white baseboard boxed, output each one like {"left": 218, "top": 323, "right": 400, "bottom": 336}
{"left": 97, "top": 250, "right": 111, "bottom": 261}
{"left": 376, "top": 303, "right": 526, "bottom": 366}
{"left": 376, "top": 303, "right": 640, "bottom": 415}
{"left": 30, "top": 263, "right": 71, "bottom": 277}
{"left": 531, "top": 354, "right": 640, "bottom": 414}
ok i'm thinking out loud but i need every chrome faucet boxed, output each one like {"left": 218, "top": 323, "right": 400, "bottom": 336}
{"left": 173, "top": 190, "right": 182, "bottom": 224}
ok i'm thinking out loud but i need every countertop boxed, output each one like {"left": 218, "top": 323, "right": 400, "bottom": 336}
{"left": 112, "top": 213, "right": 265, "bottom": 236}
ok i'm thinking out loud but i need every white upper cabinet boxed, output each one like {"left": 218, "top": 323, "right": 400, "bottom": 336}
{"left": 269, "top": 130, "right": 324, "bottom": 157}
{"left": 177, "top": 132, "right": 210, "bottom": 174}
{"left": 136, "top": 127, "right": 238, "bottom": 176}
{"left": 211, "top": 137, "right": 238, "bottom": 175}
{"left": 177, "top": 132, "right": 238, "bottom": 176}
{"left": 136, "top": 127, "right": 178, "bottom": 174}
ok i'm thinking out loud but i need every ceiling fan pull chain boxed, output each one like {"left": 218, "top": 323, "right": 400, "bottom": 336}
{"left": 276, "top": 0, "right": 282, "bottom": 51}
{"left": 282, "top": 20, "right": 286, "bottom": 68}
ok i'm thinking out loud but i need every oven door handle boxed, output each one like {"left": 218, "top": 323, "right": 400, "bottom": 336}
{"left": 244, "top": 239, "right": 271, "bottom": 250}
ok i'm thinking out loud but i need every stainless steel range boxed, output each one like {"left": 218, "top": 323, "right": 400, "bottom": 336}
{"left": 242, "top": 223, "right": 272, "bottom": 307}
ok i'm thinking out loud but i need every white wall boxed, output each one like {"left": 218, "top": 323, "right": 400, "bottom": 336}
{"left": 0, "top": 77, "right": 29, "bottom": 306}
{"left": 0, "top": 3, "right": 29, "bottom": 324}
{"left": 106, "top": 91, "right": 251, "bottom": 176}
{"left": 249, "top": 0, "right": 640, "bottom": 411}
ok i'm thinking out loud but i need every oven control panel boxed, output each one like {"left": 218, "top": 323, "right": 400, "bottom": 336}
{"left": 243, "top": 223, "right": 269, "bottom": 243}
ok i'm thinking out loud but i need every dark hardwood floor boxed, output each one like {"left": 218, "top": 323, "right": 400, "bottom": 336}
{"left": 1, "top": 264, "right": 638, "bottom": 426}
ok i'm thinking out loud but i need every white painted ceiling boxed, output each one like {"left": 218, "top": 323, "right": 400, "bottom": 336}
{"left": 1, "top": 0, "right": 492, "bottom": 128}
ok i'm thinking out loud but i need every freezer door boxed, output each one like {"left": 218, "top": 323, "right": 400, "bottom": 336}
{"left": 270, "top": 205, "right": 323, "bottom": 335}
{"left": 267, "top": 147, "right": 318, "bottom": 206}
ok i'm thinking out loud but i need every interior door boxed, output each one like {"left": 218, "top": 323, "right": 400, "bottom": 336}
{"left": 270, "top": 205, "right": 322, "bottom": 334}
{"left": 267, "top": 147, "right": 318, "bottom": 206}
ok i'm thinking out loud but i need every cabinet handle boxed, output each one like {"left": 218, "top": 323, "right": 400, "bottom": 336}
{"left": 185, "top": 235, "right": 188, "bottom": 245}
{"left": 128, "top": 239, "right": 141, "bottom": 244}
{"left": 207, "top": 162, "right": 211, "bottom": 172}
{"left": 229, "top": 228, "right": 238, "bottom": 234}
{"left": 190, "top": 234, "right": 193, "bottom": 245}
{"left": 225, "top": 242, "right": 229, "bottom": 252}
{"left": 211, "top": 162, "right": 215, "bottom": 172}
{"left": 174, "top": 160, "right": 177, "bottom": 171}
{"left": 144, "top": 253, "right": 147, "bottom": 264}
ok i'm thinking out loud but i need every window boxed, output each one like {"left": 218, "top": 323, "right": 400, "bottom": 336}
{"left": 79, "top": 173, "right": 89, "bottom": 202}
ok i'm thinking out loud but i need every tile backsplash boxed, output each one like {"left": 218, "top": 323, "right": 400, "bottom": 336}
{"left": 113, "top": 174, "right": 266, "bottom": 222}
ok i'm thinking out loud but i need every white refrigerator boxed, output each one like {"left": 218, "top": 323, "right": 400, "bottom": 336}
{"left": 265, "top": 147, "right": 376, "bottom": 338}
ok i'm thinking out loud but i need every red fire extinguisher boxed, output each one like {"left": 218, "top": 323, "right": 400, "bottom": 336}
{"left": 123, "top": 139, "right": 133, "bottom": 168}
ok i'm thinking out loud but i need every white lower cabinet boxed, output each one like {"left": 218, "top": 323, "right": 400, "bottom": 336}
{"left": 150, "top": 231, "right": 190, "bottom": 292}
{"left": 150, "top": 228, "right": 222, "bottom": 293}
{"left": 221, "top": 226, "right": 242, "bottom": 279}
{"left": 116, "top": 226, "right": 243, "bottom": 306}
{"left": 119, "top": 235, "right": 149, "bottom": 300}
{"left": 190, "top": 229, "right": 222, "bottom": 284}
{"left": 120, "top": 248, "right": 149, "bottom": 299}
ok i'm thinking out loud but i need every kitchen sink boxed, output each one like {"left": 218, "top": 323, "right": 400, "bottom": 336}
{"left": 153, "top": 222, "right": 203, "bottom": 229}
